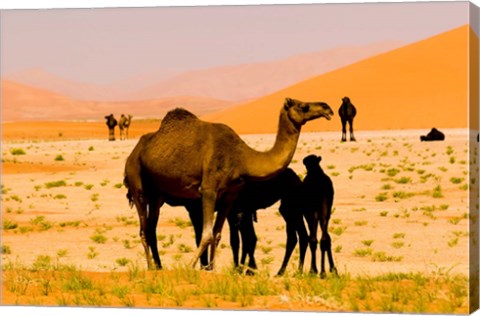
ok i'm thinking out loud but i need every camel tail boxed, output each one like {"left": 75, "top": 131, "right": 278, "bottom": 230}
{"left": 123, "top": 176, "right": 134, "bottom": 208}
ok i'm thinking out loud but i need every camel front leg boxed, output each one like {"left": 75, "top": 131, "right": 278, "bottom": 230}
{"left": 306, "top": 210, "right": 319, "bottom": 275}
{"left": 108, "top": 128, "right": 115, "bottom": 141}
{"left": 349, "top": 119, "right": 356, "bottom": 141}
{"left": 296, "top": 214, "right": 309, "bottom": 274}
{"left": 276, "top": 220, "right": 298, "bottom": 276}
{"left": 187, "top": 201, "right": 210, "bottom": 269}
{"left": 227, "top": 211, "right": 241, "bottom": 270}
{"left": 191, "top": 190, "right": 216, "bottom": 269}
{"left": 240, "top": 211, "right": 257, "bottom": 274}
{"left": 341, "top": 119, "right": 347, "bottom": 142}
{"left": 320, "top": 200, "right": 336, "bottom": 278}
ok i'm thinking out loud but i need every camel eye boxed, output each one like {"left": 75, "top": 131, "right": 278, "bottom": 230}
{"left": 302, "top": 105, "right": 310, "bottom": 113}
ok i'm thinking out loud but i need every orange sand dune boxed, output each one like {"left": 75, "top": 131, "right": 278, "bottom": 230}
{"left": 1, "top": 80, "right": 233, "bottom": 122}
{"left": 203, "top": 25, "right": 473, "bottom": 134}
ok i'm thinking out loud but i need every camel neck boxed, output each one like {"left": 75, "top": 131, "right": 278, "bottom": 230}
{"left": 244, "top": 109, "right": 300, "bottom": 180}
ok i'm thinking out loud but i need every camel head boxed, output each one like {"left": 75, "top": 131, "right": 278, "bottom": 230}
{"left": 303, "top": 154, "right": 322, "bottom": 172}
{"left": 284, "top": 98, "right": 333, "bottom": 127}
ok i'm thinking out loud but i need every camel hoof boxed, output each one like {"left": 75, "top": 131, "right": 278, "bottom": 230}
{"left": 320, "top": 271, "right": 327, "bottom": 279}
{"left": 200, "top": 264, "right": 213, "bottom": 271}
{"left": 331, "top": 267, "right": 338, "bottom": 276}
{"left": 245, "top": 268, "right": 256, "bottom": 276}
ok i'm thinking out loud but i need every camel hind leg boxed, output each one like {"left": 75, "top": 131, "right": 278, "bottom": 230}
{"left": 320, "top": 198, "right": 336, "bottom": 278}
{"left": 146, "top": 198, "right": 164, "bottom": 269}
{"left": 132, "top": 195, "right": 154, "bottom": 269}
{"left": 305, "top": 210, "right": 319, "bottom": 275}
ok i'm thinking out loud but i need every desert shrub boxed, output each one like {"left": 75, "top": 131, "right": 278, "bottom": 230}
{"left": 450, "top": 177, "right": 463, "bottom": 184}
{"left": 116, "top": 258, "right": 130, "bottom": 266}
{"left": 10, "top": 148, "right": 26, "bottom": 155}
{"left": 45, "top": 180, "right": 67, "bottom": 189}
{"left": 1, "top": 244, "right": 12, "bottom": 254}
{"left": 3, "top": 219, "right": 18, "bottom": 230}
{"left": 432, "top": 185, "right": 443, "bottom": 198}
{"left": 90, "top": 233, "right": 107, "bottom": 244}
{"left": 375, "top": 192, "right": 388, "bottom": 202}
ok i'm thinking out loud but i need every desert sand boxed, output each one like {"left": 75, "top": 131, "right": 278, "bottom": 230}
{"left": 1, "top": 124, "right": 474, "bottom": 276}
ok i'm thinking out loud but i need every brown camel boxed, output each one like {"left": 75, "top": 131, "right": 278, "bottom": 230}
{"left": 119, "top": 114, "right": 133, "bottom": 140}
{"left": 105, "top": 114, "right": 118, "bottom": 141}
{"left": 338, "top": 96, "right": 357, "bottom": 142}
{"left": 124, "top": 98, "right": 333, "bottom": 270}
{"left": 124, "top": 136, "right": 209, "bottom": 269}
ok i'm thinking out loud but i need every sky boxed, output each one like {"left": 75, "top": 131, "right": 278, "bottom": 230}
{"left": 0, "top": 1, "right": 471, "bottom": 85}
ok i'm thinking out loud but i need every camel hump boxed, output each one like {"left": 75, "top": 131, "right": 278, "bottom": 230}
{"left": 163, "top": 108, "right": 198, "bottom": 123}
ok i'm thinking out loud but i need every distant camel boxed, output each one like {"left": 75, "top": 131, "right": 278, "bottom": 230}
{"left": 338, "top": 97, "right": 357, "bottom": 142}
{"left": 105, "top": 114, "right": 118, "bottom": 141}
{"left": 420, "top": 128, "right": 445, "bottom": 141}
{"left": 119, "top": 114, "right": 133, "bottom": 140}
{"left": 124, "top": 98, "right": 333, "bottom": 270}
{"left": 300, "top": 154, "right": 336, "bottom": 278}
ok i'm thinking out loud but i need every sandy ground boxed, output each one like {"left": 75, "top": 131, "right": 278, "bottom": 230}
{"left": 1, "top": 125, "right": 476, "bottom": 281}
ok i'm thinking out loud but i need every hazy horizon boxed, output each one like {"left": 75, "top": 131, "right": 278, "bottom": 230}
{"left": 0, "top": 2, "right": 469, "bottom": 85}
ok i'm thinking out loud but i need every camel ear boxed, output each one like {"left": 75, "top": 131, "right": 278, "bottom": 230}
{"left": 317, "top": 155, "right": 322, "bottom": 163}
{"left": 284, "top": 98, "right": 294, "bottom": 110}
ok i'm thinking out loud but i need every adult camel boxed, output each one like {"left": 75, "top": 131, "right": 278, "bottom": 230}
{"left": 338, "top": 97, "right": 357, "bottom": 142}
{"left": 105, "top": 114, "right": 118, "bottom": 141}
{"left": 124, "top": 98, "right": 333, "bottom": 270}
{"left": 119, "top": 114, "right": 133, "bottom": 140}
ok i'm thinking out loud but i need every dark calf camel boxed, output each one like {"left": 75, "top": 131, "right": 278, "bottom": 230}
{"left": 227, "top": 168, "right": 307, "bottom": 275}
{"left": 232, "top": 156, "right": 336, "bottom": 278}
{"left": 301, "top": 154, "right": 336, "bottom": 278}
{"left": 105, "top": 114, "right": 118, "bottom": 141}
{"left": 338, "top": 97, "right": 357, "bottom": 142}
{"left": 420, "top": 128, "right": 445, "bottom": 141}
{"left": 124, "top": 99, "right": 333, "bottom": 270}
